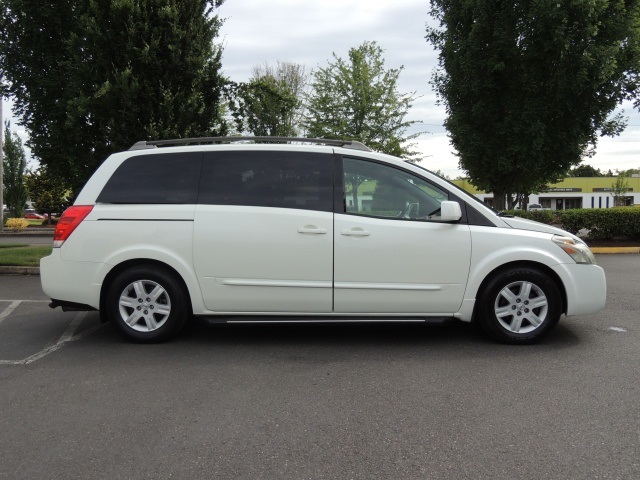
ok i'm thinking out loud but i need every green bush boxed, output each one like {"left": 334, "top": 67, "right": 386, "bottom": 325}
{"left": 509, "top": 209, "right": 557, "bottom": 225}
{"left": 505, "top": 208, "right": 640, "bottom": 240}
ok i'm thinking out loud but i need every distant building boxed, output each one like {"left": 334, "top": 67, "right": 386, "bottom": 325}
{"left": 452, "top": 177, "right": 640, "bottom": 210}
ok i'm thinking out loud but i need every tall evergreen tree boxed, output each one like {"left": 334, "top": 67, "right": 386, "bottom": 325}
{"left": 1, "top": 122, "right": 27, "bottom": 218}
{"left": 427, "top": 0, "right": 640, "bottom": 210}
{"left": 305, "top": 41, "right": 421, "bottom": 160}
{"left": 0, "top": 0, "right": 228, "bottom": 197}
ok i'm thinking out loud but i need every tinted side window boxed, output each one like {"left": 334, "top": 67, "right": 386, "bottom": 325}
{"left": 199, "top": 151, "right": 333, "bottom": 212}
{"left": 343, "top": 157, "right": 449, "bottom": 220}
{"left": 97, "top": 152, "right": 202, "bottom": 204}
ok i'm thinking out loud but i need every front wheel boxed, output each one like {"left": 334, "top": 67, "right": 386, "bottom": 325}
{"left": 477, "top": 267, "right": 562, "bottom": 344}
{"left": 105, "top": 266, "right": 189, "bottom": 343}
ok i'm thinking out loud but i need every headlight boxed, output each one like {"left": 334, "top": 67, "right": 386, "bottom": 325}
{"left": 552, "top": 235, "right": 596, "bottom": 265}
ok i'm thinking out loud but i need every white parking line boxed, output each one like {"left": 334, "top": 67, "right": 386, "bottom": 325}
{"left": 0, "top": 301, "right": 22, "bottom": 326}
{"left": 608, "top": 326, "right": 628, "bottom": 332}
{"left": 0, "top": 300, "right": 49, "bottom": 303}
{"left": 59, "top": 312, "right": 87, "bottom": 343}
{"left": 0, "top": 310, "right": 104, "bottom": 365}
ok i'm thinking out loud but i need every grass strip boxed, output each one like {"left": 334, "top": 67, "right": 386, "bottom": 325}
{"left": 0, "top": 246, "right": 53, "bottom": 267}
{"left": 0, "top": 244, "right": 29, "bottom": 249}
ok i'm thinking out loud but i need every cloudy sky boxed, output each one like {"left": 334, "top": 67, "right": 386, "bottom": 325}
{"left": 217, "top": 0, "right": 640, "bottom": 177}
{"left": 3, "top": 0, "right": 639, "bottom": 177}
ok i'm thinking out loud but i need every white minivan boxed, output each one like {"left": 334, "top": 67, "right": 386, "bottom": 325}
{"left": 40, "top": 137, "right": 606, "bottom": 344}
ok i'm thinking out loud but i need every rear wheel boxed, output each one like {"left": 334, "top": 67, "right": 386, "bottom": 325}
{"left": 478, "top": 267, "right": 562, "bottom": 344}
{"left": 106, "top": 266, "right": 189, "bottom": 343}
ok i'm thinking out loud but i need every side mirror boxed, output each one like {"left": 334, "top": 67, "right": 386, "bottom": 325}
{"left": 439, "top": 201, "right": 462, "bottom": 222}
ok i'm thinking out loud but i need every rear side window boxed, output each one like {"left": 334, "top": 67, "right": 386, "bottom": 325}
{"left": 97, "top": 152, "right": 202, "bottom": 204}
{"left": 199, "top": 151, "right": 333, "bottom": 212}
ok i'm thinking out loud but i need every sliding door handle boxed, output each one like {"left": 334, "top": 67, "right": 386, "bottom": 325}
{"left": 298, "top": 225, "right": 328, "bottom": 234}
{"left": 341, "top": 228, "right": 370, "bottom": 237}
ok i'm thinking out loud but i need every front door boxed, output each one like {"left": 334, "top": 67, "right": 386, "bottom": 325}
{"left": 334, "top": 157, "right": 472, "bottom": 314}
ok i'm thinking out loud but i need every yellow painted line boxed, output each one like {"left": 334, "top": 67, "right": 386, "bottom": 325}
{"left": 590, "top": 247, "right": 640, "bottom": 254}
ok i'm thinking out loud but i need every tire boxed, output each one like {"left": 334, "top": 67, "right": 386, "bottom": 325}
{"left": 477, "top": 267, "right": 562, "bottom": 344}
{"left": 105, "top": 265, "right": 189, "bottom": 343}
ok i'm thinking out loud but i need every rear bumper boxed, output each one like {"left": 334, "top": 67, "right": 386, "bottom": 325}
{"left": 40, "top": 249, "right": 104, "bottom": 310}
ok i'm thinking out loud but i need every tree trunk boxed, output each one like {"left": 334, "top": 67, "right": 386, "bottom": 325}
{"left": 492, "top": 189, "right": 507, "bottom": 211}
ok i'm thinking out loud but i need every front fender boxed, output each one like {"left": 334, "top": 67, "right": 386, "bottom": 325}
{"left": 464, "top": 226, "right": 569, "bottom": 302}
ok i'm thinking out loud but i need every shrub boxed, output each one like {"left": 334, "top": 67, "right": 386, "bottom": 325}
{"left": 505, "top": 208, "right": 640, "bottom": 240}
{"left": 511, "top": 209, "right": 557, "bottom": 225}
{"left": 4, "top": 218, "right": 30, "bottom": 231}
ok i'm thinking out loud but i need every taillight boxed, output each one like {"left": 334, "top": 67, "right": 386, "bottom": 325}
{"left": 53, "top": 205, "right": 94, "bottom": 248}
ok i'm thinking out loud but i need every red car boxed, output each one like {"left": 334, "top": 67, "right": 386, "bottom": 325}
{"left": 24, "top": 212, "right": 45, "bottom": 219}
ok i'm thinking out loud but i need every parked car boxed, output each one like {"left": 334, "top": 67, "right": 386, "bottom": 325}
{"left": 24, "top": 212, "right": 45, "bottom": 219}
{"left": 40, "top": 137, "right": 606, "bottom": 344}
{"left": 527, "top": 204, "right": 551, "bottom": 211}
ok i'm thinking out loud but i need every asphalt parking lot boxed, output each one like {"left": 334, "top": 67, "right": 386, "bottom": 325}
{"left": 0, "top": 255, "right": 639, "bottom": 479}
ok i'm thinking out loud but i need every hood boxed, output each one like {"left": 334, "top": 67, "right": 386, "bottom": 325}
{"left": 500, "top": 216, "right": 582, "bottom": 242}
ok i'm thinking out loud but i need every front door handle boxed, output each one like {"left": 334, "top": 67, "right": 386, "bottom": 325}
{"left": 341, "top": 228, "right": 370, "bottom": 237}
{"left": 298, "top": 225, "right": 328, "bottom": 234}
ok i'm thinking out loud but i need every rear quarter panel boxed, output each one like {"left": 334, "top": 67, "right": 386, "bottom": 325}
{"left": 59, "top": 204, "right": 206, "bottom": 313}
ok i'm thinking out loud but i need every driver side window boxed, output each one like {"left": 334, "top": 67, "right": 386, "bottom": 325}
{"left": 343, "top": 158, "right": 448, "bottom": 220}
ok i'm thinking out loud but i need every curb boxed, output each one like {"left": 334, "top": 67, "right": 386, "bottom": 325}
{"left": 590, "top": 246, "right": 640, "bottom": 254}
{"left": 0, "top": 231, "right": 55, "bottom": 237}
{"left": 0, "top": 266, "right": 40, "bottom": 275}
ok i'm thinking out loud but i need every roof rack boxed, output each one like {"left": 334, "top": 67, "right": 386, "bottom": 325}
{"left": 129, "top": 136, "right": 372, "bottom": 152}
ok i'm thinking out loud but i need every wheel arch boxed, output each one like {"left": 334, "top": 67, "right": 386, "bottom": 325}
{"left": 100, "top": 259, "right": 193, "bottom": 320}
{"left": 473, "top": 261, "right": 567, "bottom": 319}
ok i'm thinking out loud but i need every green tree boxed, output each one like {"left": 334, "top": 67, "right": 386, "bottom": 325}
{"left": 229, "top": 76, "right": 300, "bottom": 137}
{"left": 611, "top": 172, "right": 631, "bottom": 206}
{"left": 568, "top": 164, "right": 604, "bottom": 177}
{"left": 371, "top": 179, "right": 405, "bottom": 212}
{"left": 427, "top": 0, "right": 640, "bottom": 210}
{"left": 0, "top": 0, "right": 228, "bottom": 197}
{"left": 345, "top": 173, "right": 369, "bottom": 212}
{"left": 305, "top": 41, "right": 421, "bottom": 160}
{"left": 1, "top": 122, "right": 27, "bottom": 218}
{"left": 228, "top": 61, "right": 307, "bottom": 137}
{"left": 432, "top": 169, "right": 450, "bottom": 180}
{"left": 24, "top": 168, "right": 68, "bottom": 224}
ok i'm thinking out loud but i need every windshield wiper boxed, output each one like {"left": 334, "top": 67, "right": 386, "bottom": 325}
{"left": 497, "top": 211, "right": 514, "bottom": 218}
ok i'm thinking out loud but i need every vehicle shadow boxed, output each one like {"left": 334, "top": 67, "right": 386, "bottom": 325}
{"left": 175, "top": 316, "right": 582, "bottom": 350}
{"left": 87, "top": 315, "right": 581, "bottom": 355}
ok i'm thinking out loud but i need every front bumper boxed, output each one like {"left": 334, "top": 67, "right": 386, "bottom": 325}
{"left": 550, "top": 263, "right": 606, "bottom": 316}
